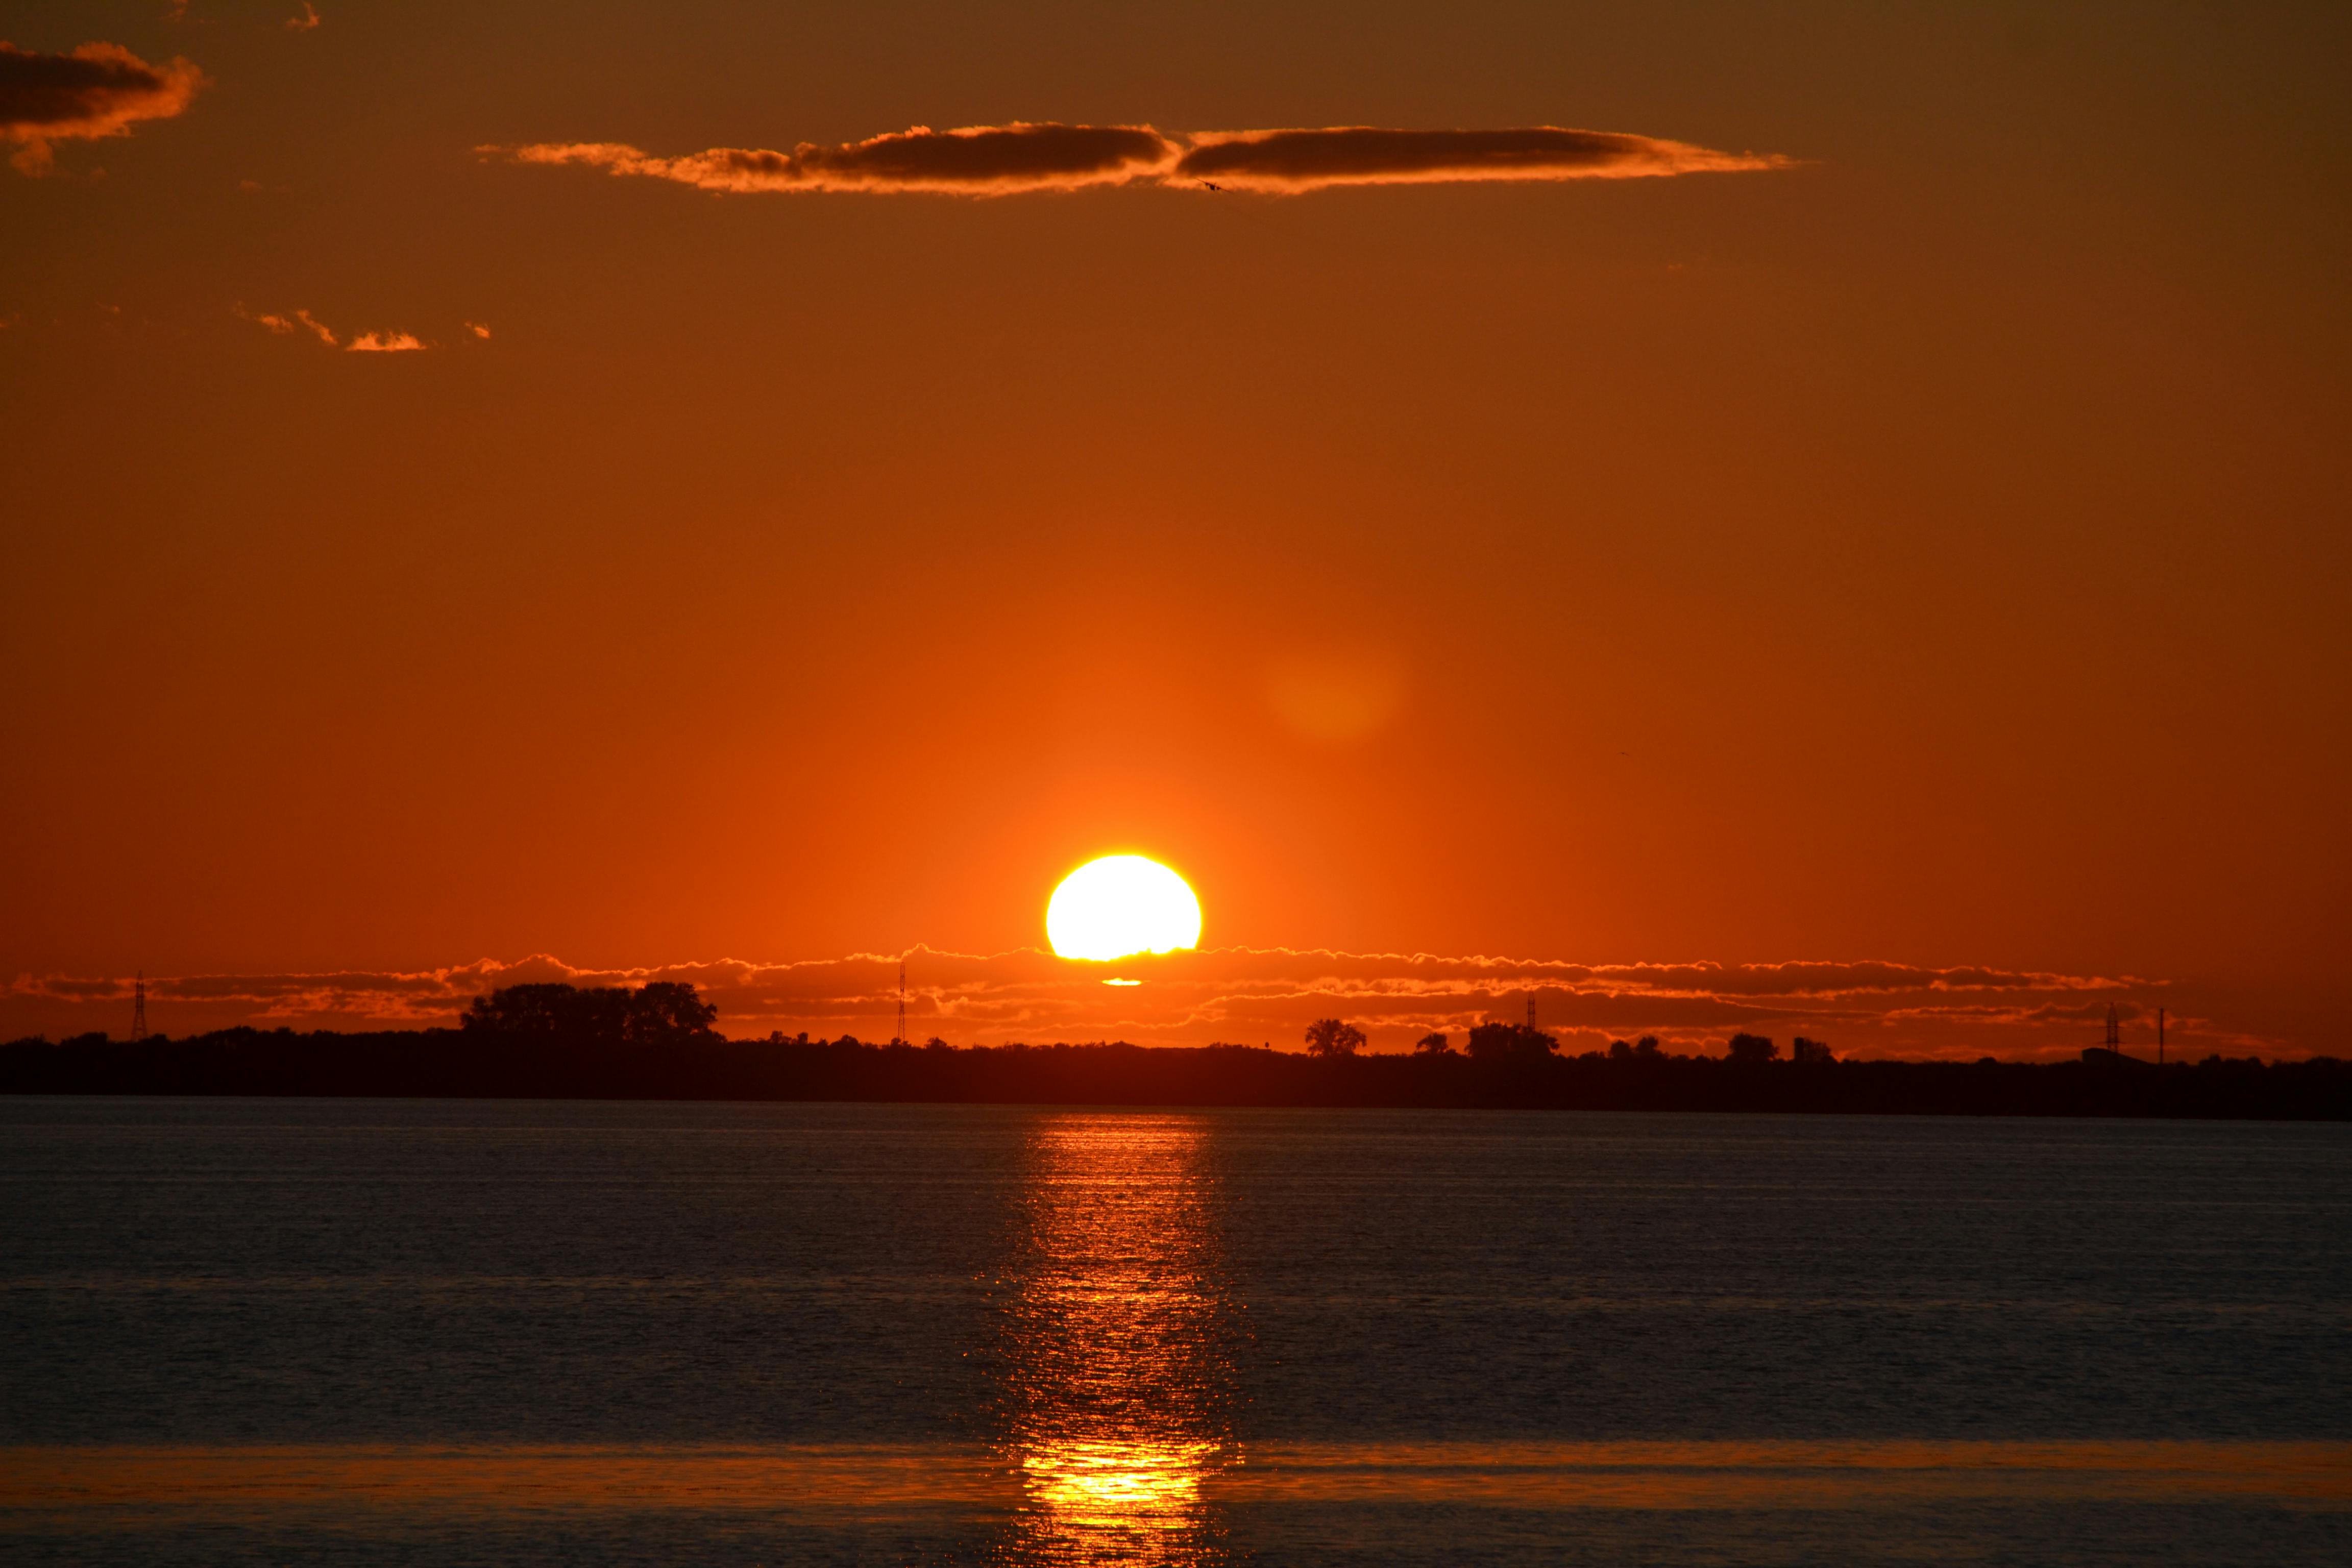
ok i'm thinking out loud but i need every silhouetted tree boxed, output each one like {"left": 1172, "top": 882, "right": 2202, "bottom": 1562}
{"left": 1636, "top": 1035, "right": 1663, "bottom": 1058}
{"left": 1725, "top": 1033, "right": 1778, "bottom": 1064}
{"left": 1414, "top": 1032, "right": 1453, "bottom": 1056}
{"left": 1466, "top": 1022, "right": 1558, "bottom": 1062}
{"left": 1305, "top": 1018, "right": 1368, "bottom": 1058}
{"left": 1791, "top": 1037, "right": 1835, "bottom": 1065}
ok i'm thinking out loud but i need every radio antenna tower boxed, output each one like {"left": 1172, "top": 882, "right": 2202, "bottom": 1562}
{"left": 2104, "top": 1004, "right": 2120, "bottom": 1049}
{"left": 2158, "top": 1007, "right": 2166, "bottom": 1065}
{"left": 130, "top": 970, "right": 149, "bottom": 1042}
{"left": 1526, "top": 993, "right": 1537, "bottom": 1032}
{"left": 896, "top": 959, "right": 908, "bottom": 1048}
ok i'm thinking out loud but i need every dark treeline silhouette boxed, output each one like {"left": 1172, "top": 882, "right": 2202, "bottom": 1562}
{"left": 460, "top": 982, "right": 719, "bottom": 1045}
{"left": 2, "top": 986, "right": 2346, "bottom": 1119}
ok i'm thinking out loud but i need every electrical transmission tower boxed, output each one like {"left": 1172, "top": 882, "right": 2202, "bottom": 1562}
{"left": 1526, "top": 993, "right": 1537, "bottom": 1032}
{"left": 2104, "top": 1004, "right": 2120, "bottom": 1049}
{"left": 896, "top": 959, "right": 908, "bottom": 1047}
{"left": 130, "top": 970, "right": 149, "bottom": 1042}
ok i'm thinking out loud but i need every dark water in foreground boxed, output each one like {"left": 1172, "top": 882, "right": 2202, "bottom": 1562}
{"left": 2, "top": 1099, "right": 2346, "bottom": 1565}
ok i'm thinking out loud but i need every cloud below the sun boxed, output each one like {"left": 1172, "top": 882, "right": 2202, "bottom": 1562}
{"left": 0, "top": 40, "right": 204, "bottom": 174}
{"left": 0, "top": 947, "right": 2238, "bottom": 1062}
{"left": 489, "top": 122, "right": 1790, "bottom": 198}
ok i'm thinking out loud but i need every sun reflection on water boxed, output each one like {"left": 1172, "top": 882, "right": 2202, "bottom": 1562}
{"left": 1021, "top": 1438, "right": 1219, "bottom": 1517}
{"left": 998, "top": 1114, "right": 1235, "bottom": 1565}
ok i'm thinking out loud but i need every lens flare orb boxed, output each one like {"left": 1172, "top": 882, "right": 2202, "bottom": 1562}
{"left": 1046, "top": 855, "right": 1202, "bottom": 962}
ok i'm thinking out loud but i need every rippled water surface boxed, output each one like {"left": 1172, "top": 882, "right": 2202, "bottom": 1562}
{"left": 3, "top": 1098, "right": 2346, "bottom": 1564}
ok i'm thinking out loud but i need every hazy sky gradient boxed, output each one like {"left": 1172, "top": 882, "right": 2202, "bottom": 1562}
{"left": 4, "top": 2, "right": 2346, "bottom": 1055}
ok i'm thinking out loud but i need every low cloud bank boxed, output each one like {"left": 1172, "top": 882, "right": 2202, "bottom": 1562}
{"left": 493, "top": 122, "right": 1785, "bottom": 198}
{"left": 0, "top": 41, "right": 204, "bottom": 174}
{"left": 0, "top": 948, "right": 2248, "bottom": 1063}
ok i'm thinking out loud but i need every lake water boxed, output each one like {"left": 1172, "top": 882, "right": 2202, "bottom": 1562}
{"left": 2, "top": 1098, "right": 2346, "bottom": 1564}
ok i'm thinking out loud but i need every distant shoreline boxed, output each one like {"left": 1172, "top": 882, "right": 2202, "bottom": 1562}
{"left": 4, "top": 1032, "right": 2344, "bottom": 1120}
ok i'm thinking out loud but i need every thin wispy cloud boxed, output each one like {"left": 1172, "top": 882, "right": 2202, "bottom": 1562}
{"left": 0, "top": 40, "right": 205, "bottom": 174}
{"left": 236, "top": 305, "right": 431, "bottom": 352}
{"left": 0, "top": 948, "right": 2217, "bottom": 1062}
{"left": 285, "top": 4, "right": 322, "bottom": 33}
{"left": 490, "top": 122, "right": 1786, "bottom": 198}
{"left": 235, "top": 303, "right": 337, "bottom": 345}
{"left": 235, "top": 304, "right": 296, "bottom": 334}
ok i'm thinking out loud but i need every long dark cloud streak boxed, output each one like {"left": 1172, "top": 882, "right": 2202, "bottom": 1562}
{"left": 0, "top": 41, "right": 204, "bottom": 174}
{"left": 502, "top": 122, "right": 1177, "bottom": 195}
{"left": 493, "top": 122, "right": 1785, "bottom": 197}
{"left": 1175, "top": 126, "right": 1782, "bottom": 190}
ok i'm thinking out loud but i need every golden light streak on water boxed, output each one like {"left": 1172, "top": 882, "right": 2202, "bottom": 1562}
{"left": 998, "top": 1114, "right": 1235, "bottom": 1563}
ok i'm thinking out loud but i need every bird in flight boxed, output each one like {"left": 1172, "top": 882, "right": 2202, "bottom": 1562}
{"left": 1199, "top": 180, "right": 1225, "bottom": 192}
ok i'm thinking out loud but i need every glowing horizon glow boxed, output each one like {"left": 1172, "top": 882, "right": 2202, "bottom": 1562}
{"left": 1046, "top": 855, "right": 1202, "bottom": 962}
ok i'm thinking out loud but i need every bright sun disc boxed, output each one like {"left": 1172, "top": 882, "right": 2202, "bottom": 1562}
{"left": 1046, "top": 855, "right": 1202, "bottom": 962}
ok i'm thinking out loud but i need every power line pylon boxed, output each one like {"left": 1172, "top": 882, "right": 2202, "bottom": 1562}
{"left": 896, "top": 959, "right": 908, "bottom": 1048}
{"left": 130, "top": 970, "right": 149, "bottom": 1042}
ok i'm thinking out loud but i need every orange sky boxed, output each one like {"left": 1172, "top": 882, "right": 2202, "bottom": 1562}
{"left": 3, "top": 2, "right": 2346, "bottom": 1057}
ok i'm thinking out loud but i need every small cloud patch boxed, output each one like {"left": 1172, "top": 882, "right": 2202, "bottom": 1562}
{"left": 346, "top": 330, "right": 425, "bottom": 353}
{"left": 0, "top": 40, "right": 205, "bottom": 175}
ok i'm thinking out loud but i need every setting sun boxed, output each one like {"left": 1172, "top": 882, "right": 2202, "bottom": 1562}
{"left": 1046, "top": 856, "right": 1202, "bottom": 962}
